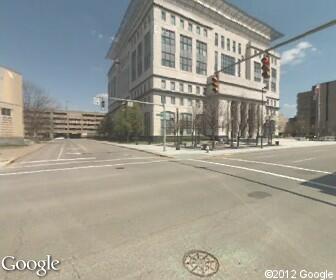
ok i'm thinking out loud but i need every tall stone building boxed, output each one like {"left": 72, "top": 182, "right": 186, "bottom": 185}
{"left": 297, "top": 80, "right": 336, "bottom": 137}
{"left": 0, "top": 66, "right": 24, "bottom": 145}
{"left": 107, "top": 0, "right": 282, "bottom": 140}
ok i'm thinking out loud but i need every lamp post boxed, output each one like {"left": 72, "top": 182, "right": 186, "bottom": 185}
{"left": 260, "top": 87, "right": 267, "bottom": 149}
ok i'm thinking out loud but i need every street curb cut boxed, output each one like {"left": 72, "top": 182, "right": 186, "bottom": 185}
{"left": 2, "top": 143, "right": 47, "bottom": 167}
{"left": 100, "top": 141, "right": 173, "bottom": 159}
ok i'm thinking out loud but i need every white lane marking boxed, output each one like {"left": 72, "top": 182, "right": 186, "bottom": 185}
{"left": 20, "top": 157, "right": 96, "bottom": 164}
{"left": 66, "top": 152, "right": 81, "bottom": 155}
{"left": 0, "top": 159, "right": 171, "bottom": 176}
{"left": 57, "top": 144, "right": 65, "bottom": 160}
{"left": 222, "top": 158, "right": 331, "bottom": 175}
{"left": 189, "top": 159, "right": 336, "bottom": 191}
{"left": 11, "top": 157, "right": 158, "bottom": 168}
{"left": 75, "top": 142, "right": 88, "bottom": 152}
{"left": 292, "top": 157, "right": 316, "bottom": 163}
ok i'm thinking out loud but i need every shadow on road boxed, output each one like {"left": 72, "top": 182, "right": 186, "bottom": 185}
{"left": 301, "top": 172, "right": 336, "bottom": 196}
{"left": 176, "top": 161, "right": 336, "bottom": 208}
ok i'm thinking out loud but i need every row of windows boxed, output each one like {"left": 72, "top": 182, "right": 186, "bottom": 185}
{"left": 1, "top": 108, "right": 11, "bottom": 116}
{"left": 131, "top": 31, "right": 152, "bottom": 81}
{"left": 161, "top": 79, "right": 205, "bottom": 95}
{"left": 130, "top": 79, "right": 152, "bottom": 100}
{"left": 162, "top": 29, "right": 208, "bottom": 75}
{"left": 267, "top": 99, "right": 278, "bottom": 107}
{"left": 215, "top": 33, "right": 242, "bottom": 55}
{"left": 130, "top": 10, "right": 152, "bottom": 47}
{"left": 160, "top": 111, "right": 194, "bottom": 135}
{"left": 253, "top": 62, "right": 277, "bottom": 92}
{"left": 161, "top": 9, "right": 208, "bottom": 38}
{"left": 160, "top": 95, "right": 203, "bottom": 108}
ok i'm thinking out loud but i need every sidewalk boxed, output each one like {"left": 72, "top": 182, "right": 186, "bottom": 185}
{"left": 0, "top": 143, "right": 46, "bottom": 167}
{"left": 102, "top": 138, "right": 336, "bottom": 158}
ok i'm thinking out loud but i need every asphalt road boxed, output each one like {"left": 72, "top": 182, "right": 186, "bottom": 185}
{"left": 0, "top": 139, "right": 335, "bottom": 280}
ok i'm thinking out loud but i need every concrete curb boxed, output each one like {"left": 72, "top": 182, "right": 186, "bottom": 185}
{"left": 100, "top": 141, "right": 172, "bottom": 158}
{"left": 1, "top": 143, "right": 47, "bottom": 167}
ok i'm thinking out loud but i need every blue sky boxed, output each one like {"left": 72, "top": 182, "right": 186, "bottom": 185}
{"left": 1, "top": 0, "right": 335, "bottom": 116}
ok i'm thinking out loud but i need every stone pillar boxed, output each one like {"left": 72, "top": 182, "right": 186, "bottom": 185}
{"left": 249, "top": 103, "right": 258, "bottom": 138}
{"left": 234, "top": 101, "right": 241, "bottom": 138}
{"left": 241, "top": 102, "right": 249, "bottom": 138}
{"left": 227, "top": 100, "right": 232, "bottom": 139}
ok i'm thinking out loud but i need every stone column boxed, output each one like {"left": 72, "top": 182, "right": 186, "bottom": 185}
{"left": 227, "top": 100, "right": 232, "bottom": 139}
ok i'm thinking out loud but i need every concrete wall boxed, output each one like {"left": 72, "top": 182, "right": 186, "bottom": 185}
{"left": 0, "top": 66, "right": 24, "bottom": 144}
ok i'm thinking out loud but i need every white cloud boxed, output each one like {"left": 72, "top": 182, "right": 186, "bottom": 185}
{"left": 283, "top": 103, "right": 296, "bottom": 109}
{"left": 281, "top": 41, "right": 316, "bottom": 66}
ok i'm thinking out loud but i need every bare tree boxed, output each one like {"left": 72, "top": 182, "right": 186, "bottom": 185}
{"left": 203, "top": 95, "right": 224, "bottom": 149}
{"left": 23, "top": 81, "right": 58, "bottom": 139}
{"left": 191, "top": 104, "right": 203, "bottom": 147}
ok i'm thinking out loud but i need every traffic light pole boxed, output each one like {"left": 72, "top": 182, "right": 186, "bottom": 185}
{"left": 109, "top": 97, "right": 167, "bottom": 152}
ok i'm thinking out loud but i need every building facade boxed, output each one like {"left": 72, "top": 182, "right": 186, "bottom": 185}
{"left": 297, "top": 80, "right": 336, "bottom": 137}
{"left": 107, "top": 0, "right": 282, "bottom": 140}
{"left": 0, "top": 66, "right": 24, "bottom": 145}
{"left": 24, "top": 110, "right": 105, "bottom": 139}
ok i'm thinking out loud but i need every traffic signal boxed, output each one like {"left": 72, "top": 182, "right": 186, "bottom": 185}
{"left": 101, "top": 99, "right": 105, "bottom": 109}
{"left": 212, "top": 73, "right": 219, "bottom": 93}
{"left": 261, "top": 55, "right": 270, "bottom": 79}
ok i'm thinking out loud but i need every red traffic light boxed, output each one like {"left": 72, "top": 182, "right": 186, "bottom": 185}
{"left": 261, "top": 55, "right": 270, "bottom": 79}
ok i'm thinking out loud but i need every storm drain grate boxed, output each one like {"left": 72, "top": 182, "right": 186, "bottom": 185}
{"left": 183, "top": 250, "right": 219, "bottom": 277}
{"left": 115, "top": 167, "right": 125, "bottom": 170}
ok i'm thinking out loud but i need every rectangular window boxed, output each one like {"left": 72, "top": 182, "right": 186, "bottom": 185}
{"left": 180, "top": 97, "right": 184, "bottom": 106}
{"left": 171, "top": 96, "right": 175, "bottom": 104}
{"left": 215, "top": 33, "right": 218, "bottom": 46}
{"left": 181, "top": 113, "right": 192, "bottom": 134}
{"left": 187, "top": 99, "right": 192, "bottom": 106}
{"left": 271, "top": 68, "right": 277, "bottom": 92}
{"left": 227, "top": 38, "right": 230, "bottom": 51}
{"left": 180, "top": 19, "right": 184, "bottom": 29}
{"left": 238, "top": 43, "right": 242, "bottom": 55}
{"left": 161, "top": 79, "right": 166, "bottom": 89}
{"left": 196, "top": 86, "right": 200, "bottom": 95}
{"left": 137, "top": 42, "right": 143, "bottom": 77}
{"left": 254, "top": 62, "right": 261, "bottom": 82}
{"left": 233, "top": 41, "right": 236, "bottom": 53}
{"left": 161, "top": 10, "right": 166, "bottom": 21}
{"left": 161, "top": 95, "right": 166, "bottom": 104}
{"left": 171, "top": 15, "right": 176, "bottom": 25}
{"left": 203, "top": 29, "right": 208, "bottom": 37}
{"left": 161, "top": 28, "right": 175, "bottom": 68}
{"left": 196, "top": 26, "right": 201, "bottom": 34}
{"left": 222, "top": 54, "right": 235, "bottom": 76}
{"left": 170, "top": 81, "right": 175, "bottom": 91}
{"left": 144, "top": 32, "right": 151, "bottom": 70}
{"left": 214, "top": 51, "right": 218, "bottom": 71}
{"left": 1, "top": 108, "right": 11, "bottom": 116}
{"left": 221, "top": 36, "right": 225, "bottom": 49}
{"left": 180, "top": 35, "right": 192, "bottom": 72}
{"left": 196, "top": 40, "right": 207, "bottom": 75}
{"left": 179, "top": 82, "right": 184, "bottom": 92}
{"left": 131, "top": 50, "right": 136, "bottom": 81}
{"left": 188, "top": 85, "right": 192, "bottom": 93}
{"left": 188, "top": 23, "right": 193, "bottom": 32}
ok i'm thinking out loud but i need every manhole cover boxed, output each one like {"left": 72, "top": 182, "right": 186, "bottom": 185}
{"left": 183, "top": 250, "right": 219, "bottom": 277}
{"left": 248, "top": 191, "right": 271, "bottom": 199}
{"left": 115, "top": 167, "right": 125, "bottom": 170}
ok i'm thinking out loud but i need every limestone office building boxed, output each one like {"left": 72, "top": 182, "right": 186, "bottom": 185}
{"left": 106, "top": 0, "right": 282, "bottom": 140}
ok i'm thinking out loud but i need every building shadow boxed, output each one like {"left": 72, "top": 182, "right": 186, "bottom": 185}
{"left": 301, "top": 172, "right": 336, "bottom": 196}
